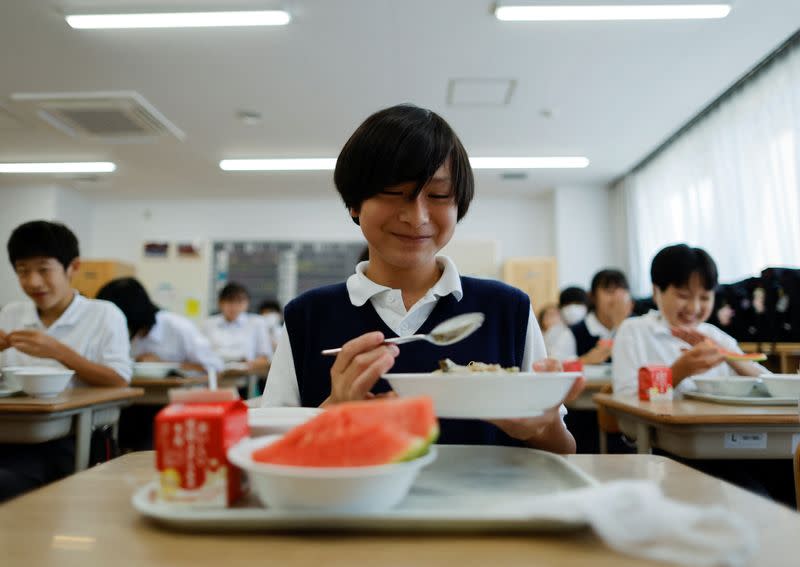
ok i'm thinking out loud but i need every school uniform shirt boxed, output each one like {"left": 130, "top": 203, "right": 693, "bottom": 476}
{"left": 201, "top": 313, "right": 273, "bottom": 362}
{"left": 546, "top": 312, "right": 613, "bottom": 360}
{"left": 611, "top": 310, "right": 769, "bottom": 396}
{"left": 132, "top": 310, "right": 224, "bottom": 372}
{"left": 0, "top": 292, "right": 132, "bottom": 387}
{"left": 262, "top": 256, "right": 557, "bottom": 413}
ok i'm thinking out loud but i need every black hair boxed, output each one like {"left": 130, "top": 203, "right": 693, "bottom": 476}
{"left": 96, "top": 277, "right": 159, "bottom": 339}
{"left": 7, "top": 220, "right": 79, "bottom": 270}
{"left": 218, "top": 282, "right": 249, "bottom": 302}
{"left": 357, "top": 245, "right": 369, "bottom": 263}
{"left": 334, "top": 104, "right": 474, "bottom": 224}
{"left": 559, "top": 286, "right": 588, "bottom": 307}
{"left": 257, "top": 298, "right": 282, "bottom": 315}
{"left": 590, "top": 269, "right": 630, "bottom": 294}
{"left": 650, "top": 244, "right": 718, "bottom": 291}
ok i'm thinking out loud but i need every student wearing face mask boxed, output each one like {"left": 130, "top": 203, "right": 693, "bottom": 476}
{"left": 543, "top": 287, "right": 588, "bottom": 357}
{"left": 257, "top": 298, "right": 283, "bottom": 354}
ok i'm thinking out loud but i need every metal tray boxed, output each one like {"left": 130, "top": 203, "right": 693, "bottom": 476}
{"left": 133, "top": 444, "right": 596, "bottom": 532}
{"left": 685, "top": 391, "right": 799, "bottom": 406}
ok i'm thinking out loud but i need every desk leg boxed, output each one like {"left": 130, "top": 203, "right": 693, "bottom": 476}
{"left": 636, "top": 422, "right": 652, "bottom": 455}
{"left": 599, "top": 429, "right": 608, "bottom": 454}
{"left": 74, "top": 409, "right": 92, "bottom": 472}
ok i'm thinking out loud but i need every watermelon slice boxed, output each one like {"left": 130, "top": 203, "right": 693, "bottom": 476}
{"left": 252, "top": 397, "right": 438, "bottom": 467}
{"left": 721, "top": 349, "right": 767, "bottom": 362}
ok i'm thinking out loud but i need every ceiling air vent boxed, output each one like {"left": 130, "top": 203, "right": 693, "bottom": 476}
{"left": 9, "top": 91, "right": 185, "bottom": 142}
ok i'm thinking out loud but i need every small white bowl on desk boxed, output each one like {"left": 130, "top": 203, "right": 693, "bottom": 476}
{"left": 247, "top": 407, "right": 323, "bottom": 436}
{"left": 692, "top": 377, "right": 759, "bottom": 397}
{"left": 133, "top": 362, "right": 180, "bottom": 379}
{"left": 227, "top": 435, "right": 436, "bottom": 513}
{"left": 759, "top": 374, "right": 800, "bottom": 399}
{"left": 12, "top": 367, "right": 74, "bottom": 398}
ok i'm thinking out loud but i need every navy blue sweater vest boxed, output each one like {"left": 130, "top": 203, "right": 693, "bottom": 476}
{"left": 570, "top": 319, "right": 603, "bottom": 358}
{"left": 284, "top": 276, "right": 530, "bottom": 446}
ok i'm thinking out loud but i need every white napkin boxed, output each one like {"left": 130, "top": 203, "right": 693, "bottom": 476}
{"left": 495, "top": 480, "right": 758, "bottom": 567}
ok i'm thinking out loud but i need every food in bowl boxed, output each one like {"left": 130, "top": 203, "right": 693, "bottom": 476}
{"left": 759, "top": 374, "right": 800, "bottom": 399}
{"left": 692, "top": 377, "right": 759, "bottom": 397}
{"left": 227, "top": 397, "right": 438, "bottom": 512}
{"left": 434, "top": 358, "right": 520, "bottom": 374}
{"left": 13, "top": 367, "right": 74, "bottom": 398}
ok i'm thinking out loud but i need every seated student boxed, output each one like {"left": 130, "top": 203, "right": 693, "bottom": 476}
{"left": 543, "top": 286, "right": 588, "bottom": 357}
{"left": 96, "top": 277, "right": 223, "bottom": 373}
{"left": 257, "top": 298, "right": 284, "bottom": 353}
{"left": 613, "top": 244, "right": 766, "bottom": 396}
{"left": 262, "top": 103, "right": 584, "bottom": 453}
{"left": 202, "top": 282, "right": 272, "bottom": 376}
{"left": 549, "top": 269, "right": 633, "bottom": 364}
{"left": 0, "top": 220, "right": 132, "bottom": 501}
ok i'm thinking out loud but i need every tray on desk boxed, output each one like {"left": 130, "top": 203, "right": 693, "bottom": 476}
{"left": 685, "top": 391, "right": 798, "bottom": 406}
{"left": 133, "top": 444, "right": 596, "bottom": 532}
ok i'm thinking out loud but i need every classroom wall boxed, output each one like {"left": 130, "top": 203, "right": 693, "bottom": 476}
{"left": 0, "top": 186, "right": 60, "bottom": 306}
{"left": 87, "top": 192, "right": 557, "bottom": 315}
{"left": 553, "top": 184, "right": 615, "bottom": 290}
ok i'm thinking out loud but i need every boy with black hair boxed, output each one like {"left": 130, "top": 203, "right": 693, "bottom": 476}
{"left": 263, "top": 104, "right": 583, "bottom": 453}
{"left": 0, "top": 220, "right": 131, "bottom": 386}
{"left": 613, "top": 244, "right": 766, "bottom": 396}
{"left": 201, "top": 282, "right": 272, "bottom": 375}
{"left": 0, "top": 220, "right": 132, "bottom": 501}
{"left": 549, "top": 269, "right": 633, "bottom": 363}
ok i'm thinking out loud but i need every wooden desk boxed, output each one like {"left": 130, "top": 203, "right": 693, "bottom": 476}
{"left": 0, "top": 387, "right": 144, "bottom": 471}
{"left": 130, "top": 376, "right": 208, "bottom": 405}
{"left": 2, "top": 451, "right": 799, "bottom": 566}
{"left": 593, "top": 392, "right": 800, "bottom": 458}
{"left": 740, "top": 342, "right": 800, "bottom": 373}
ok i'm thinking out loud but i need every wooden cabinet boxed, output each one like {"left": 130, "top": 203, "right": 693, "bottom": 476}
{"left": 502, "top": 257, "right": 558, "bottom": 316}
{"left": 72, "top": 260, "right": 135, "bottom": 298}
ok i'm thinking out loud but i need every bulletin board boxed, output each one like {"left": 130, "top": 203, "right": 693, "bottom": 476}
{"left": 211, "top": 241, "right": 366, "bottom": 311}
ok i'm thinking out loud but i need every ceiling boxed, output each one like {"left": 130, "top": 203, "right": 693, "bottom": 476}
{"left": 0, "top": 0, "right": 799, "bottom": 199}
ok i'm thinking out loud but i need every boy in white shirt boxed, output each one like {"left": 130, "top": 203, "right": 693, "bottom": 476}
{"left": 613, "top": 244, "right": 766, "bottom": 396}
{"left": 0, "top": 220, "right": 132, "bottom": 501}
{"left": 202, "top": 282, "right": 271, "bottom": 376}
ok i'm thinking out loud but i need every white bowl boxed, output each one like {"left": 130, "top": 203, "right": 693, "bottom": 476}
{"left": 0, "top": 366, "right": 26, "bottom": 389}
{"left": 382, "top": 372, "right": 580, "bottom": 419}
{"left": 692, "top": 377, "right": 759, "bottom": 397}
{"left": 583, "top": 364, "right": 612, "bottom": 380}
{"left": 133, "top": 362, "right": 180, "bottom": 378}
{"left": 759, "top": 374, "right": 800, "bottom": 399}
{"left": 228, "top": 435, "right": 436, "bottom": 513}
{"left": 248, "top": 407, "right": 323, "bottom": 436}
{"left": 13, "top": 367, "right": 74, "bottom": 398}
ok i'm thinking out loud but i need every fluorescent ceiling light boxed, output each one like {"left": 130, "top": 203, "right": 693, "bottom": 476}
{"left": 220, "top": 157, "right": 589, "bottom": 171}
{"left": 220, "top": 159, "right": 337, "bottom": 171}
{"left": 65, "top": 11, "right": 291, "bottom": 29}
{"left": 470, "top": 157, "right": 589, "bottom": 169}
{"left": 0, "top": 162, "right": 117, "bottom": 173}
{"left": 495, "top": 4, "right": 731, "bottom": 21}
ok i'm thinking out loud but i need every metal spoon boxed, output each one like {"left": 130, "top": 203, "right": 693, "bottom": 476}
{"left": 321, "top": 312, "right": 485, "bottom": 356}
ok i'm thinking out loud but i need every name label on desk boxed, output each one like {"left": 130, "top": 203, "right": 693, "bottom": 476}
{"left": 724, "top": 432, "right": 767, "bottom": 449}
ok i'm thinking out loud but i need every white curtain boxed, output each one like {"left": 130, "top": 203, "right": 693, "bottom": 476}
{"left": 617, "top": 44, "right": 800, "bottom": 296}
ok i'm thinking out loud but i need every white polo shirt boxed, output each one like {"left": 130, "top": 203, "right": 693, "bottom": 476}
{"left": 0, "top": 292, "right": 132, "bottom": 387}
{"left": 262, "top": 256, "right": 550, "bottom": 408}
{"left": 611, "top": 310, "right": 768, "bottom": 396}
{"left": 546, "top": 312, "right": 613, "bottom": 360}
{"left": 201, "top": 313, "right": 273, "bottom": 362}
{"left": 132, "top": 311, "right": 224, "bottom": 372}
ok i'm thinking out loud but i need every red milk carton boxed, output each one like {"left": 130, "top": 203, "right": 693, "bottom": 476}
{"left": 155, "top": 399, "right": 249, "bottom": 506}
{"left": 562, "top": 359, "right": 584, "bottom": 373}
{"left": 638, "top": 366, "right": 673, "bottom": 401}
